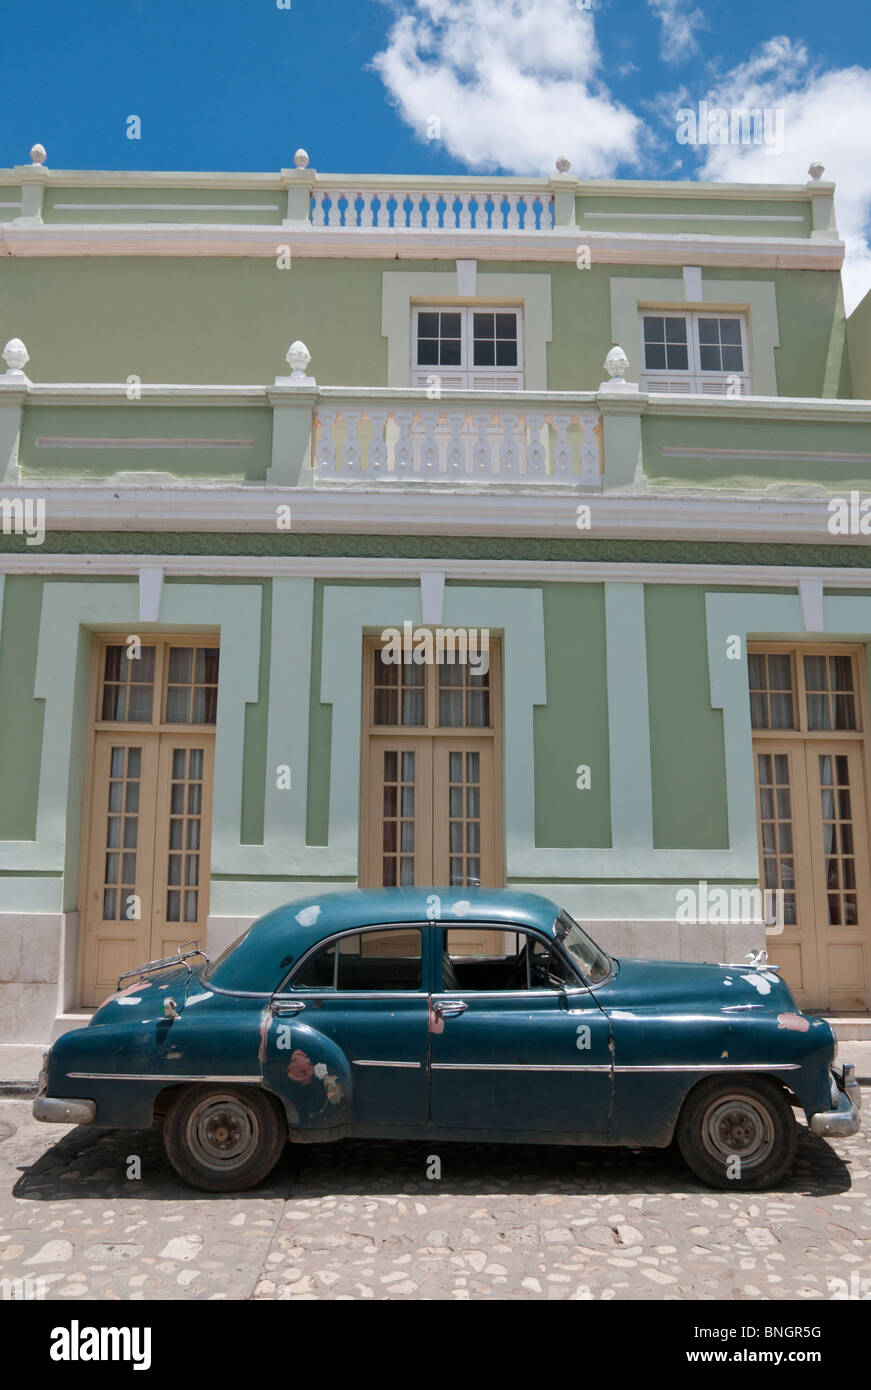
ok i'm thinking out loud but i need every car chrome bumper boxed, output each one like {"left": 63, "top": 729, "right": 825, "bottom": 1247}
{"left": 33, "top": 1096, "right": 96, "bottom": 1125}
{"left": 810, "top": 1063, "right": 861, "bottom": 1138}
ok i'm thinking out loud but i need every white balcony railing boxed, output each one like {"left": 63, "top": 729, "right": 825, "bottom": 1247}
{"left": 310, "top": 188, "right": 554, "bottom": 232}
{"left": 314, "top": 399, "right": 601, "bottom": 485}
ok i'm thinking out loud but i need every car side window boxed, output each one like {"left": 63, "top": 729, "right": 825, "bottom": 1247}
{"left": 291, "top": 928, "right": 423, "bottom": 991}
{"left": 442, "top": 929, "right": 578, "bottom": 991}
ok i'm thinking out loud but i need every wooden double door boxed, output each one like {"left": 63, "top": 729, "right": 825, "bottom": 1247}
{"left": 359, "top": 636, "right": 504, "bottom": 954}
{"left": 363, "top": 735, "right": 499, "bottom": 890}
{"left": 80, "top": 638, "right": 218, "bottom": 1006}
{"left": 751, "top": 645, "right": 871, "bottom": 1012}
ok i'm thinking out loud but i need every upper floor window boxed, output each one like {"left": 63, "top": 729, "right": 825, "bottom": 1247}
{"left": 640, "top": 312, "right": 750, "bottom": 396}
{"left": 98, "top": 639, "right": 220, "bottom": 726}
{"left": 412, "top": 307, "right": 524, "bottom": 389}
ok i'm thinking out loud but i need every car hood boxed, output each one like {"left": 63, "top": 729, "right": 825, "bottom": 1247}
{"left": 89, "top": 964, "right": 205, "bottom": 1026}
{"left": 603, "top": 956, "right": 800, "bottom": 1016}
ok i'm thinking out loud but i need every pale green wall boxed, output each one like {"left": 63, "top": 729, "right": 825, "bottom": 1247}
{"left": 0, "top": 576, "right": 45, "bottom": 839}
{"left": 847, "top": 287, "right": 871, "bottom": 399}
{"left": 43, "top": 186, "right": 284, "bottom": 226}
{"left": 645, "top": 585, "right": 729, "bottom": 850}
{"left": 576, "top": 193, "right": 813, "bottom": 240}
{"left": 19, "top": 405, "right": 273, "bottom": 482}
{"left": 0, "top": 256, "right": 847, "bottom": 398}
{"left": 533, "top": 584, "right": 611, "bottom": 847}
{"left": 306, "top": 580, "right": 331, "bottom": 847}
{"left": 643, "top": 413, "right": 871, "bottom": 488}
{"left": 240, "top": 579, "right": 272, "bottom": 846}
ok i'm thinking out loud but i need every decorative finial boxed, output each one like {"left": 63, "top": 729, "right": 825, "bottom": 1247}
{"left": 2, "top": 338, "right": 30, "bottom": 379}
{"left": 599, "top": 344, "right": 637, "bottom": 393}
{"left": 29, "top": 143, "right": 47, "bottom": 167}
{"left": 604, "top": 345, "right": 629, "bottom": 381}
{"left": 808, "top": 161, "right": 825, "bottom": 181}
{"left": 293, "top": 149, "right": 310, "bottom": 169}
{"left": 555, "top": 156, "right": 571, "bottom": 173}
{"left": 275, "top": 339, "right": 315, "bottom": 388}
{"left": 286, "top": 341, "right": 311, "bottom": 375}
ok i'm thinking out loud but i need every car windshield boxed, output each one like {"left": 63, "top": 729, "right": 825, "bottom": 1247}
{"left": 554, "top": 910, "right": 612, "bottom": 984}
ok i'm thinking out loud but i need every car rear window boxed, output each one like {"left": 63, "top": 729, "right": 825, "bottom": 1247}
{"left": 203, "top": 927, "right": 286, "bottom": 993}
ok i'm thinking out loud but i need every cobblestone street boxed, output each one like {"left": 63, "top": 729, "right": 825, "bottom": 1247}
{"left": 1, "top": 1088, "right": 869, "bottom": 1301}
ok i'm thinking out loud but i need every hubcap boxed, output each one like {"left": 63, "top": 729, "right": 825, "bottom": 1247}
{"left": 186, "top": 1094, "right": 260, "bottom": 1172}
{"left": 700, "top": 1093, "right": 775, "bottom": 1171}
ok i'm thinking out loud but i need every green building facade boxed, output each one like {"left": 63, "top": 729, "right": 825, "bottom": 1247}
{"left": 1, "top": 151, "right": 869, "bottom": 1040}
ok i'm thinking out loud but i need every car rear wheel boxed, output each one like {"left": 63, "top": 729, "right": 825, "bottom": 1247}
{"left": 676, "top": 1076, "right": 798, "bottom": 1190}
{"left": 163, "top": 1085, "right": 286, "bottom": 1192}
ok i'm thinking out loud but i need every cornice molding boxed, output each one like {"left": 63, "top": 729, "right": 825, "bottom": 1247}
{"left": 1, "top": 485, "right": 869, "bottom": 545}
{"left": 0, "top": 168, "right": 829, "bottom": 199}
{"left": 8, "top": 381, "right": 869, "bottom": 423}
{"left": 0, "top": 222, "right": 845, "bottom": 269}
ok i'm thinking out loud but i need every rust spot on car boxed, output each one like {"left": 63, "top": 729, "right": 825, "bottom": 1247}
{"left": 323, "top": 1074, "right": 344, "bottom": 1104}
{"left": 257, "top": 1006, "right": 271, "bottom": 1065}
{"left": 287, "top": 1049, "right": 314, "bottom": 1083}
{"left": 777, "top": 1011, "right": 810, "bottom": 1032}
{"left": 100, "top": 980, "right": 152, "bottom": 1008}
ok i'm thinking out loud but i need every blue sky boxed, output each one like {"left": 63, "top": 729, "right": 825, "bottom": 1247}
{"left": 2, "top": 0, "right": 870, "bottom": 303}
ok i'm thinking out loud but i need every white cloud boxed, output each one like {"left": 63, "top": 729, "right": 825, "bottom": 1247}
{"left": 372, "top": 0, "right": 642, "bottom": 177}
{"left": 648, "top": 0, "right": 705, "bottom": 62}
{"left": 686, "top": 37, "right": 871, "bottom": 311}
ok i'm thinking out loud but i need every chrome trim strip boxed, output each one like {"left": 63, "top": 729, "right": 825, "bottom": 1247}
{"left": 278, "top": 991, "right": 431, "bottom": 1001}
{"left": 430, "top": 1061, "right": 801, "bottom": 1073}
{"left": 613, "top": 1062, "right": 801, "bottom": 1073}
{"left": 432, "top": 1063, "right": 611, "bottom": 1072}
{"left": 67, "top": 1072, "right": 262, "bottom": 1082}
{"left": 433, "top": 990, "right": 564, "bottom": 1001}
{"left": 352, "top": 1060, "right": 422, "bottom": 1069}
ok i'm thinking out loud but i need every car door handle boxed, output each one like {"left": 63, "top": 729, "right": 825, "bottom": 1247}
{"left": 435, "top": 999, "right": 467, "bottom": 1018}
{"left": 271, "top": 999, "right": 306, "bottom": 1016}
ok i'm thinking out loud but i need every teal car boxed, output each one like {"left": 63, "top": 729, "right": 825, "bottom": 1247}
{"left": 35, "top": 888, "right": 860, "bottom": 1192}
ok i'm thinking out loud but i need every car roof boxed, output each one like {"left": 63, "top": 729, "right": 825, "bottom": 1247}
{"left": 208, "top": 887, "right": 564, "bottom": 992}
{"left": 258, "top": 886, "right": 562, "bottom": 945}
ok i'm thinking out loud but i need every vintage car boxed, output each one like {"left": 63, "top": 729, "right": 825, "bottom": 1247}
{"left": 35, "top": 889, "right": 860, "bottom": 1192}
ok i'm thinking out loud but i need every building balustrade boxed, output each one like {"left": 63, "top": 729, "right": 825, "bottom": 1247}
{"left": 313, "top": 397, "right": 601, "bottom": 484}
{"left": 309, "top": 187, "right": 554, "bottom": 232}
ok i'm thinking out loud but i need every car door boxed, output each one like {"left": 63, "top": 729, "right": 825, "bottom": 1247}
{"left": 264, "top": 924, "right": 430, "bottom": 1127}
{"left": 429, "top": 927, "right": 612, "bottom": 1135}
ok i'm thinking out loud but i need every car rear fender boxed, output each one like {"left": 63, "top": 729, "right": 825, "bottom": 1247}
{"left": 260, "top": 1016, "right": 353, "bottom": 1133}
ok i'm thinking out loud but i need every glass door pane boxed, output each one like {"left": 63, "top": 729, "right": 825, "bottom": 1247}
{"left": 151, "top": 737, "right": 214, "bottom": 962}
{"left": 752, "top": 740, "right": 819, "bottom": 1008}
{"left": 363, "top": 737, "right": 433, "bottom": 888}
{"left": 81, "top": 735, "right": 158, "bottom": 1006}
{"left": 806, "top": 744, "right": 871, "bottom": 1011}
{"left": 433, "top": 739, "right": 497, "bottom": 889}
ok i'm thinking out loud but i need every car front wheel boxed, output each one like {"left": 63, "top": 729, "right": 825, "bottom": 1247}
{"left": 676, "top": 1076, "right": 798, "bottom": 1190}
{"left": 163, "top": 1085, "right": 286, "bottom": 1192}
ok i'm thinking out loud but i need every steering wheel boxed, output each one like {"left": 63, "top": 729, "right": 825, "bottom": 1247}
{"left": 529, "top": 952, "right": 554, "bottom": 989}
{"left": 506, "top": 945, "right": 529, "bottom": 989}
